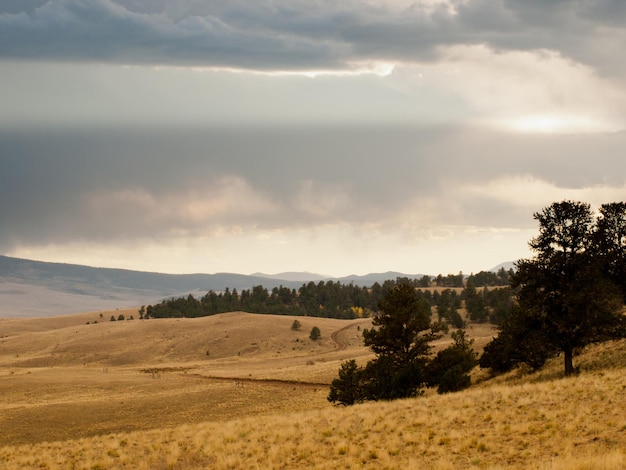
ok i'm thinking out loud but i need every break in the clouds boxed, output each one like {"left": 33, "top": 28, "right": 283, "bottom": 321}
{"left": 1, "top": 0, "right": 626, "bottom": 277}
{"left": 1, "top": 0, "right": 626, "bottom": 76}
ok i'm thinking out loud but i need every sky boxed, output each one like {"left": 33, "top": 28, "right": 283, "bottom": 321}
{"left": 1, "top": 0, "right": 626, "bottom": 278}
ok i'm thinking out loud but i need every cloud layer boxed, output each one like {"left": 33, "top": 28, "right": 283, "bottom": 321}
{"left": 2, "top": 1, "right": 626, "bottom": 276}
{"left": 2, "top": 126, "right": 625, "bottom": 253}
{"left": 1, "top": 0, "right": 626, "bottom": 77}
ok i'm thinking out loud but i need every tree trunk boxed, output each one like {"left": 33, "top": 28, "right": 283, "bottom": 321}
{"left": 563, "top": 346, "right": 574, "bottom": 376}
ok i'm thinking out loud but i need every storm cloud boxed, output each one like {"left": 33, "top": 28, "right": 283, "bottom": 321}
{"left": 2, "top": 126, "right": 625, "bottom": 253}
{"left": 1, "top": 0, "right": 626, "bottom": 77}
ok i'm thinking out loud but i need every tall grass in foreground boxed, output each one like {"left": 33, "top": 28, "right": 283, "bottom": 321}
{"left": 1, "top": 356, "right": 625, "bottom": 470}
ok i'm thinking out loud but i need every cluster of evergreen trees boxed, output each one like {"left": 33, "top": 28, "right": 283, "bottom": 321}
{"left": 463, "top": 284, "right": 515, "bottom": 324}
{"left": 328, "top": 283, "right": 478, "bottom": 405}
{"left": 481, "top": 201, "right": 626, "bottom": 376}
{"left": 146, "top": 282, "right": 376, "bottom": 319}
{"left": 145, "top": 272, "right": 514, "bottom": 321}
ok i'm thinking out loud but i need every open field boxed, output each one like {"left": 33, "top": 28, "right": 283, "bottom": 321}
{"left": 1, "top": 309, "right": 625, "bottom": 468}
{"left": 0, "top": 311, "right": 379, "bottom": 445}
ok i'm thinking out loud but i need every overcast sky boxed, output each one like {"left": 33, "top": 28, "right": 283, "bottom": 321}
{"left": 1, "top": 0, "right": 626, "bottom": 277}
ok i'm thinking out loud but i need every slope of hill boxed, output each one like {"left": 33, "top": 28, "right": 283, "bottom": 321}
{"left": 251, "top": 271, "right": 330, "bottom": 282}
{"left": 337, "top": 271, "right": 428, "bottom": 284}
{"left": 0, "top": 310, "right": 373, "bottom": 372}
{"left": 0, "top": 256, "right": 305, "bottom": 317}
{"left": 0, "top": 311, "right": 374, "bottom": 446}
{"left": 489, "top": 260, "right": 517, "bottom": 272}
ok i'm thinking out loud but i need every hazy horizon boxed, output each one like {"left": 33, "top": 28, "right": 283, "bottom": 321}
{"left": 1, "top": 252, "right": 516, "bottom": 278}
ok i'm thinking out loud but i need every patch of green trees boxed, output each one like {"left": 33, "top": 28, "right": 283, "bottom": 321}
{"left": 462, "top": 284, "right": 514, "bottom": 324}
{"left": 434, "top": 289, "right": 464, "bottom": 328}
{"left": 467, "top": 268, "right": 512, "bottom": 287}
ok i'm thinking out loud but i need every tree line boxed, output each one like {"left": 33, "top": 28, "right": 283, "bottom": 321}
{"left": 144, "top": 274, "right": 514, "bottom": 321}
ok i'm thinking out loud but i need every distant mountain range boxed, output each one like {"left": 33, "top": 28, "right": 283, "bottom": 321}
{"left": 0, "top": 255, "right": 514, "bottom": 318}
{"left": 251, "top": 272, "right": 330, "bottom": 282}
{"left": 252, "top": 271, "right": 431, "bottom": 285}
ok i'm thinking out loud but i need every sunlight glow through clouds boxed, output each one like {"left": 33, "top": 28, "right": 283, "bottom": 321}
{"left": 462, "top": 176, "right": 626, "bottom": 211}
{"left": 181, "top": 60, "right": 396, "bottom": 78}
{"left": 264, "top": 62, "right": 396, "bottom": 78}
{"left": 507, "top": 114, "right": 621, "bottom": 134}
{"left": 423, "top": 45, "right": 626, "bottom": 134}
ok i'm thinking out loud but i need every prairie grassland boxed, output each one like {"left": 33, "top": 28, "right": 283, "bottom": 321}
{"left": 0, "top": 311, "right": 372, "bottom": 365}
{"left": 1, "top": 310, "right": 624, "bottom": 469}
{"left": 0, "top": 312, "right": 372, "bottom": 445}
{"left": 1, "top": 341, "right": 625, "bottom": 469}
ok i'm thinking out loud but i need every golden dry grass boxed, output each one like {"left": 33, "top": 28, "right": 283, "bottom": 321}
{"left": 1, "top": 310, "right": 624, "bottom": 469}
{"left": 0, "top": 311, "right": 373, "bottom": 446}
{"left": 1, "top": 346, "right": 625, "bottom": 469}
{"left": 0, "top": 310, "right": 373, "bottom": 373}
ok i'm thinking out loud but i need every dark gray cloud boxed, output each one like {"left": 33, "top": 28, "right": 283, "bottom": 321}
{"left": 0, "top": 0, "right": 346, "bottom": 69}
{"left": 2, "top": 125, "right": 625, "bottom": 252}
{"left": 0, "top": 0, "right": 625, "bottom": 76}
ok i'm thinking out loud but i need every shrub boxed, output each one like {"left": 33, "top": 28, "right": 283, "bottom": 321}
{"left": 328, "top": 360, "right": 364, "bottom": 405}
{"left": 310, "top": 326, "right": 321, "bottom": 341}
{"left": 427, "top": 330, "right": 477, "bottom": 394}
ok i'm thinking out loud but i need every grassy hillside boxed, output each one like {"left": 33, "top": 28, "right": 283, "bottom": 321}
{"left": 1, "top": 311, "right": 624, "bottom": 469}
{"left": 0, "top": 312, "right": 374, "bottom": 446}
{"left": 0, "top": 310, "right": 372, "bottom": 371}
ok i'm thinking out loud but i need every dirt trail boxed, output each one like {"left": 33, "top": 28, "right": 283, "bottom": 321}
{"left": 330, "top": 323, "right": 353, "bottom": 351}
{"left": 183, "top": 373, "right": 326, "bottom": 388}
